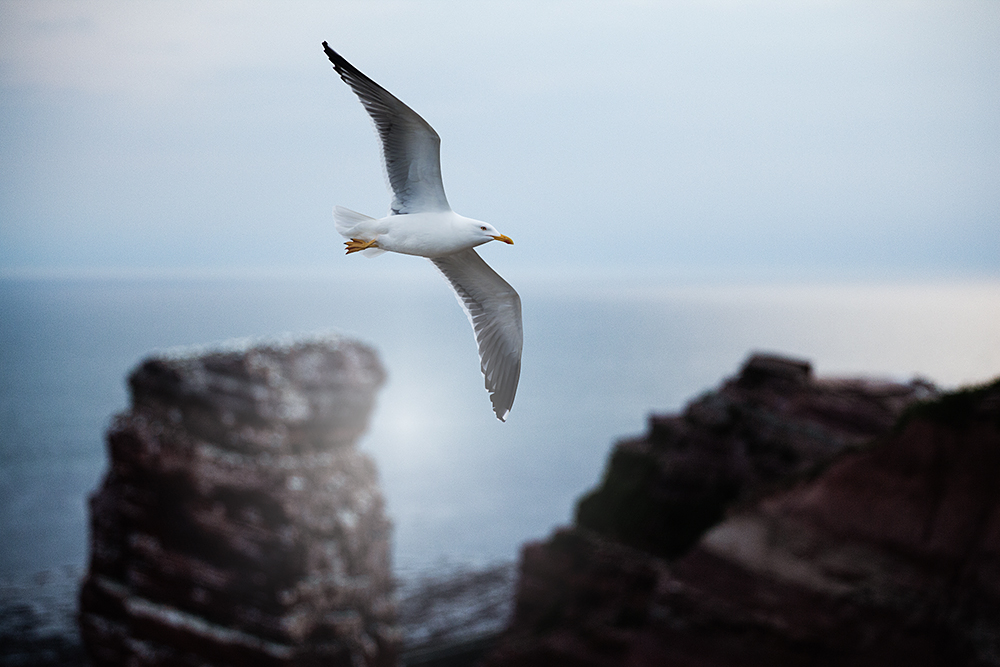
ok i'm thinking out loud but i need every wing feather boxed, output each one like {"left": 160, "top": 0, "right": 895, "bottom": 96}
{"left": 431, "top": 249, "right": 522, "bottom": 421}
{"left": 323, "top": 42, "right": 450, "bottom": 215}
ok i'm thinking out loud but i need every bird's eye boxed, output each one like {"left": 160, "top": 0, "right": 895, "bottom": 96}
{"left": 480, "top": 226, "right": 488, "bottom": 231}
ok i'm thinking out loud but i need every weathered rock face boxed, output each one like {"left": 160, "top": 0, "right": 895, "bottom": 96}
{"left": 576, "top": 353, "right": 935, "bottom": 559}
{"left": 486, "top": 356, "right": 1000, "bottom": 666}
{"left": 79, "top": 336, "right": 397, "bottom": 667}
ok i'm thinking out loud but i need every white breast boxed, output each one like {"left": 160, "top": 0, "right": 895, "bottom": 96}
{"left": 377, "top": 211, "right": 484, "bottom": 258}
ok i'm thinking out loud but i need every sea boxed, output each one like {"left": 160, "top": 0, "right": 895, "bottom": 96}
{"left": 2, "top": 272, "right": 999, "bottom": 590}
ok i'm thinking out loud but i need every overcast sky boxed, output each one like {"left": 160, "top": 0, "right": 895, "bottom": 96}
{"left": 1, "top": 0, "right": 998, "bottom": 280}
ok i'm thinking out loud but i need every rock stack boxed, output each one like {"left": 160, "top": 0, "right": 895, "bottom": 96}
{"left": 484, "top": 355, "right": 1000, "bottom": 666}
{"left": 79, "top": 336, "right": 397, "bottom": 666}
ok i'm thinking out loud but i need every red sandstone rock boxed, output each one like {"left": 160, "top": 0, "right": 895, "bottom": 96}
{"left": 485, "top": 358, "right": 1000, "bottom": 666}
{"left": 576, "top": 353, "right": 935, "bottom": 559}
{"left": 79, "top": 336, "right": 397, "bottom": 667}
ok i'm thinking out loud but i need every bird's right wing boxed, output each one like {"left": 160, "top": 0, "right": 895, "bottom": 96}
{"left": 432, "top": 249, "right": 522, "bottom": 421}
{"left": 323, "top": 42, "right": 451, "bottom": 215}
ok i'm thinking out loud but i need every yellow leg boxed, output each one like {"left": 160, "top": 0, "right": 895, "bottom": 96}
{"left": 345, "top": 238, "right": 378, "bottom": 255}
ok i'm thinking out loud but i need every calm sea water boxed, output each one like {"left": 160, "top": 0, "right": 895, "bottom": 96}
{"left": 1, "top": 273, "right": 999, "bottom": 581}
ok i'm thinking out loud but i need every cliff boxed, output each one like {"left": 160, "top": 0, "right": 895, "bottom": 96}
{"left": 575, "top": 354, "right": 934, "bottom": 559}
{"left": 78, "top": 336, "right": 397, "bottom": 666}
{"left": 484, "top": 355, "right": 1000, "bottom": 666}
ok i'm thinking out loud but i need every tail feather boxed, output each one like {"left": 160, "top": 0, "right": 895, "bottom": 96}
{"left": 334, "top": 206, "right": 385, "bottom": 258}
{"left": 334, "top": 205, "right": 376, "bottom": 236}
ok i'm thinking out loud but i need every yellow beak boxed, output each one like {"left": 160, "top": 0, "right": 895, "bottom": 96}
{"left": 492, "top": 234, "right": 514, "bottom": 245}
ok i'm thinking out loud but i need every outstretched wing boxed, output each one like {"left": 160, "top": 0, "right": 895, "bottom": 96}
{"left": 432, "top": 249, "right": 522, "bottom": 421}
{"left": 323, "top": 42, "right": 450, "bottom": 215}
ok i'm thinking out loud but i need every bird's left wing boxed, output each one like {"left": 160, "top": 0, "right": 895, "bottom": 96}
{"left": 323, "top": 42, "right": 450, "bottom": 215}
{"left": 432, "top": 249, "right": 522, "bottom": 421}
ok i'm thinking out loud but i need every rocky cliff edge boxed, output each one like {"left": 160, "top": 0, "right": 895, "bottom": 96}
{"left": 485, "top": 354, "right": 1000, "bottom": 666}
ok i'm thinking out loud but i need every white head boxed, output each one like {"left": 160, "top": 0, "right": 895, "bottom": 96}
{"left": 468, "top": 220, "right": 514, "bottom": 247}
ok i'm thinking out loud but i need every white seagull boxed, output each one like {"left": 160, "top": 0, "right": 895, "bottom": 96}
{"left": 322, "top": 42, "right": 522, "bottom": 421}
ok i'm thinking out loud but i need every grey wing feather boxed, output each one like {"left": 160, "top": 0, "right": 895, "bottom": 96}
{"left": 431, "top": 249, "right": 522, "bottom": 421}
{"left": 323, "top": 42, "right": 450, "bottom": 215}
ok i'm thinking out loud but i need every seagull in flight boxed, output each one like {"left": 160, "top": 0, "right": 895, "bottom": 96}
{"left": 322, "top": 42, "right": 522, "bottom": 421}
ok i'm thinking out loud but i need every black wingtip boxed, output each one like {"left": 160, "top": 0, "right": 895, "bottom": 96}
{"left": 321, "top": 41, "right": 360, "bottom": 83}
{"left": 321, "top": 40, "right": 337, "bottom": 65}
{"left": 322, "top": 41, "right": 350, "bottom": 69}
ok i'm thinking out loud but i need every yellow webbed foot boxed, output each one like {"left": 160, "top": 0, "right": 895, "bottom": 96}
{"left": 345, "top": 238, "right": 378, "bottom": 255}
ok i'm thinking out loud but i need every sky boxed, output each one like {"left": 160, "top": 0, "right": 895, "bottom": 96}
{"left": 1, "top": 0, "right": 998, "bottom": 281}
